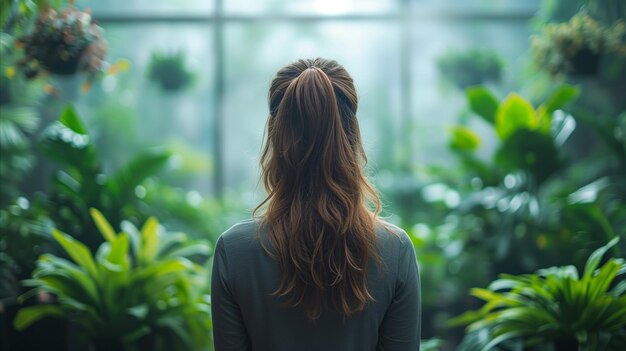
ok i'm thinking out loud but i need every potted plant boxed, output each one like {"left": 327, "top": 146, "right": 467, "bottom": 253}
{"left": 13, "top": 209, "right": 212, "bottom": 351}
{"left": 531, "top": 13, "right": 626, "bottom": 76}
{"left": 450, "top": 237, "right": 626, "bottom": 351}
{"left": 436, "top": 48, "right": 504, "bottom": 89}
{"left": 147, "top": 49, "right": 195, "bottom": 92}
{"left": 15, "top": 0, "right": 107, "bottom": 80}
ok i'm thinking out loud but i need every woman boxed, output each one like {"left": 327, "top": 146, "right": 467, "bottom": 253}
{"left": 211, "top": 58, "right": 421, "bottom": 351}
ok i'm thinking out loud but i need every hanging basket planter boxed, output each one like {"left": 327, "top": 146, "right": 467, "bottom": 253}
{"left": 436, "top": 48, "right": 504, "bottom": 89}
{"left": 16, "top": 2, "right": 107, "bottom": 81}
{"left": 147, "top": 49, "right": 195, "bottom": 92}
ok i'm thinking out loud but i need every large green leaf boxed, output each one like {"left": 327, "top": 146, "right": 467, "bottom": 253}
{"left": 14, "top": 304, "right": 64, "bottom": 331}
{"left": 495, "top": 93, "right": 537, "bottom": 140}
{"left": 90, "top": 208, "right": 117, "bottom": 243}
{"left": 0, "top": 107, "right": 39, "bottom": 147}
{"left": 139, "top": 217, "right": 159, "bottom": 264}
{"left": 467, "top": 86, "right": 499, "bottom": 125}
{"left": 449, "top": 125, "right": 481, "bottom": 151}
{"left": 584, "top": 237, "right": 620, "bottom": 281}
{"left": 542, "top": 85, "right": 580, "bottom": 114}
{"left": 39, "top": 122, "right": 100, "bottom": 175}
{"left": 52, "top": 229, "right": 99, "bottom": 279}
{"left": 58, "top": 105, "right": 88, "bottom": 135}
{"left": 106, "top": 149, "right": 170, "bottom": 204}
{"left": 32, "top": 254, "right": 99, "bottom": 304}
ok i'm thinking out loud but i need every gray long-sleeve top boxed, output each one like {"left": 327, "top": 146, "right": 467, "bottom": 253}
{"left": 211, "top": 219, "right": 421, "bottom": 351}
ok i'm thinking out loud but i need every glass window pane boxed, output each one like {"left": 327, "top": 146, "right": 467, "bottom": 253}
{"left": 225, "top": 0, "right": 398, "bottom": 15}
{"left": 72, "top": 23, "right": 216, "bottom": 193}
{"left": 414, "top": 0, "right": 541, "bottom": 12}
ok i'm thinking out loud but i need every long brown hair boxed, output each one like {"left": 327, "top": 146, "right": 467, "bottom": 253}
{"left": 254, "top": 58, "right": 382, "bottom": 320}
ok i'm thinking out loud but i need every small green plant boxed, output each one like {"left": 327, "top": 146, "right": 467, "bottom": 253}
{"left": 532, "top": 13, "right": 626, "bottom": 76}
{"left": 147, "top": 49, "right": 194, "bottom": 92}
{"left": 451, "top": 237, "right": 626, "bottom": 351}
{"left": 14, "top": 209, "right": 212, "bottom": 350}
{"left": 436, "top": 48, "right": 504, "bottom": 89}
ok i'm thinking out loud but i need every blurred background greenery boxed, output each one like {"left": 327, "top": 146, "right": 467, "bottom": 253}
{"left": 0, "top": 0, "right": 624, "bottom": 350}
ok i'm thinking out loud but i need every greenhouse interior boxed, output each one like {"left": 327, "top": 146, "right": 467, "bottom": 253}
{"left": 1, "top": 0, "right": 625, "bottom": 350}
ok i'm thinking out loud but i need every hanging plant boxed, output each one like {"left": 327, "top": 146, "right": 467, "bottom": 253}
{"left": 15, "top": 1, "right": 107, "bottom": 82}
{"left": 436, "top": 48, "right": 504, "bottom": 89}
{"left": 147, "top": 49, "right": 195, "bottom": 92}
{"left": 531, "top": 13, "right": 626, "bottom": 76}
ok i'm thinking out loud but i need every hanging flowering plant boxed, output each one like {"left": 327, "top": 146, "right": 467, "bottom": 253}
{"left": 531, "top": 13, "right": 626, "bottom": 76}
{"left": 15, "top": 1, "right": 107, "bottom": 83}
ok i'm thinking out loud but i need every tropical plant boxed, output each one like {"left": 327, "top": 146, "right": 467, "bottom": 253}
{"left": 437, "top": 48, "right": 504, "bottom": 89}
{"left": 450, "top": 237, "right": 626, "bottom": 351}
{"left": 39, "top": 105, "right": 171, "bottom": 251}
{"left": 457, "top": 84, "right": 624, "bottom": 258}
{"left": 14, "top": 209, "right": 212, "bottom": 351}
{"left": 531, "top": 13, "right": 626, "bottom": 76}
{"left": 147, "top": 49, "right": 195, "bottom": 92}
{"left": 15, "top": 0, "right": 107, "bottom": 80}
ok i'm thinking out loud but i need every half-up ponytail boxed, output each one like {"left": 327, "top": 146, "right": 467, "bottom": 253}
{"left": 255, "top": 58, "right": 381, "bottom": 320}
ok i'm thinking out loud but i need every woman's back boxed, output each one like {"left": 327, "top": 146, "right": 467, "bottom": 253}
{"left": 212, "top": 219, "right": 420, "bottom": 351}
{"left": 211, "top": 58, "right": 421, "bottom": 350}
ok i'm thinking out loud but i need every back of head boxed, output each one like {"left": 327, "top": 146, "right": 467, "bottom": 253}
{"left": 256, "top": 58, "right": 381, "bottom": 320}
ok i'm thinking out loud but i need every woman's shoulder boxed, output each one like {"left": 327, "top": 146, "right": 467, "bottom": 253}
{"left": 376, "top": 219, "right": 411, "bottom": 246}
{"left": 217, "top": 219, "right": 261, "bottom": 250}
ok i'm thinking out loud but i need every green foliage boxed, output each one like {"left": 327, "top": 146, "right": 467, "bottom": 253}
{"left": 0, "top": 104, "right": 39, "bottom": 201}
{"left": 439, "top": 84, "right": 626, "bottom": 280}
{"left": 147, "top": 49, "right": 195, "bottom": 92}
{"left": 437, "top": 48, "right": 504, "bottom": 89}
{"left": 451, "top": 237, "right": 626, "bottom": 351}
{"left": 14, "top": 209, "right": 212, "bottom": 350}
{"left": 39, "top": 105, "right": 171, "bottom": 251}
{"left": 0, "top": 196, "right": 52, "bottom": 298}
{"left": 0, "top": 44, "right": 43, "bottom": 203}
{"left": 463, "top": 85, "right": 580, "bottom": 185}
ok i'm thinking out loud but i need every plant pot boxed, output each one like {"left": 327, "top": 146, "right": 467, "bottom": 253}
{"left": 43, "top": 52, "right": 83, "bottom": 76}
{"left": 569, "top": 48, "right": 600, "bottom": 76}
{"left": 155, "top": 73, "right": 189, "bottom": 92}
